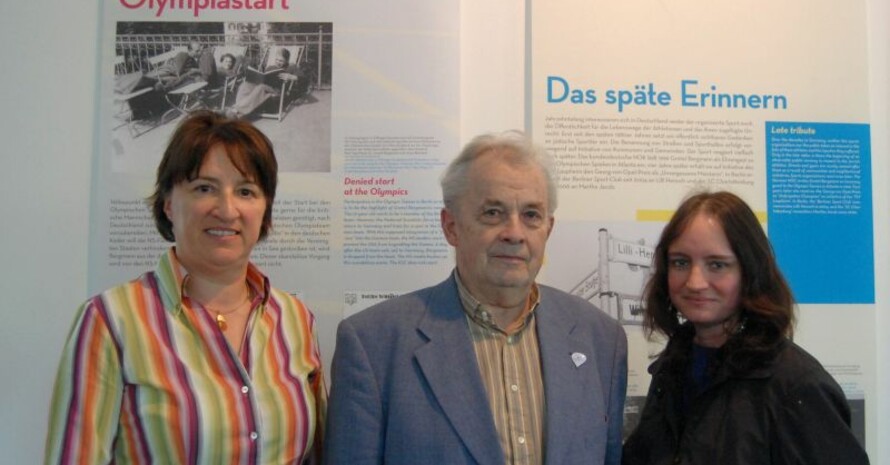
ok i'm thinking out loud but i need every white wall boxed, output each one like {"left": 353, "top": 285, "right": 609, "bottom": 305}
{"left": 0, "top": 1, "right": 99, "bottom": 463}
{"left": 0, "top": 1, "right": 885, "bottom": 463}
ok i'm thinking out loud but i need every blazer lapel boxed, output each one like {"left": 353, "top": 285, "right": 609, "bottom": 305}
{"left": 414, "top": 278, "right": 504, "bottom": 465}
{"left": 537, "top": 293, "right": 604, "bottom": 464}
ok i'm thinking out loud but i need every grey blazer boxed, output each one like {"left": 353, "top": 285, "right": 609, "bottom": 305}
{"left": 324, "top": 275, "right": 628, "bottom": 465}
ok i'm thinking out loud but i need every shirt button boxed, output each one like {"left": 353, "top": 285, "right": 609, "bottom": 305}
{"left": 511, "top": 384, "right": 519, "bottom": 392}
{"left": 250, "top": 432, "right": 258, "bottom": 441}
{"left": 241, "top": 386, "right": 249, "bottom": 394}
{"left": 517, "top": 436, "right": 526, "bottom": 444}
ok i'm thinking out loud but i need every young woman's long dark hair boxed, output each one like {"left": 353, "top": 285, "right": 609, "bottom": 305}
{"left": 643, "top": 191, "right": 795, "bottom": 372}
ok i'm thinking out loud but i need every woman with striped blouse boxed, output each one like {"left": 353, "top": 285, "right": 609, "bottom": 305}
{"left": 45, "top": 111, "right": 326, "bottom": 464}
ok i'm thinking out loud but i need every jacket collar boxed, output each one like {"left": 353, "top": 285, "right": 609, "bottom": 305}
{"left": 413, "top": 275, "right": 592, "bottom": 465}
{"left": 536, "top": 287, "right": 597, "bottom": 464}
{"left": 648, "top": 337, "right": 783, "bottom": 382}
{"left": 414, "top": 274, "right": 504, "bottom": 465}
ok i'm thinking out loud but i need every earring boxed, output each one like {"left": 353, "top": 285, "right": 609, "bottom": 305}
{"left": 735, "top": 314, "right": 748, "bottom": 334}
{"left": 669, "top": 301, "right": 687, "bottom": 324}
{"left": 723, "top": 313, "right": 747, "bottom": 336}
{"left": 666, "top": 301, "right": 677, "bottom": 320}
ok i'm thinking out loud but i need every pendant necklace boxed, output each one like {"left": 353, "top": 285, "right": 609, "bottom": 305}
{"left": 184, "top": 276, "right": 252, "bottom": 331}
{"left": 210, "top": 292, "right": 250, "bottom": 331}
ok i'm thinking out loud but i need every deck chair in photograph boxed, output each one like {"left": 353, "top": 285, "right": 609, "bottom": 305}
{"left": 211, "top": 45, "right": 247, "bottom": 110}
{"left": 258, "top": 44, "right": 306, "bottom": 122}
{"left": 146, "top": 47, "right": 209, "bottom": 120}
{"left": 112, "top": 55, "right": 157, "bottom": 138}
{"left": 144, "top": 47, "right": 188, "bottom": 84}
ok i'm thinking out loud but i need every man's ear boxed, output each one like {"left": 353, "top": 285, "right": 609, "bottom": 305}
{"left": 441, "top": 208, "right": 459, "bottom": 247}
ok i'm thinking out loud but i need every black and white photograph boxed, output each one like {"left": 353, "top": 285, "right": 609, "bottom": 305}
{"left": 541, "top": 220, "right": 665, "bottom": 325}
{"left": 111, "top": 21, "right": 333, "bottom": 174}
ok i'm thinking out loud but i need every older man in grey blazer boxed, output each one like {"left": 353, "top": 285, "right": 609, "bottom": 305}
{"left": 325, "top": 131, "right": 628, "bottom": 465}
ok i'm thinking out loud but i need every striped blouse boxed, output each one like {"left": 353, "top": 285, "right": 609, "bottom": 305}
{"left": 45, "top": 248, "right": 326, "bottom": 465}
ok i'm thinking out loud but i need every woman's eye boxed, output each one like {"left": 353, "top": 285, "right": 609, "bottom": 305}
{"left": 668, "top": 258, "right": 689, "bottom": 269}
{"left": 194, "top": 184, "right": 213, "bottom": 193}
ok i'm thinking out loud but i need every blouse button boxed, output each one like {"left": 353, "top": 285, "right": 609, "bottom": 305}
{"left": 241, "top": 386, "right": 249, "bottom": 394}
{"left": 250, "top": 431, "right": 258, "bottom": 441}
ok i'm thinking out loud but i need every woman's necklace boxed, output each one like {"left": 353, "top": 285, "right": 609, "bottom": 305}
{"left": 184, "top": 276, "right": 252, "bottom": 331}
{"left": 209, "top": 290, "right": 251, "bottom": 331}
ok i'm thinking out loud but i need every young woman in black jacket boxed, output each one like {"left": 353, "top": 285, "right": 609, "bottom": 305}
{"left": 622, "top": 191, "right": 869, "bottom": 465}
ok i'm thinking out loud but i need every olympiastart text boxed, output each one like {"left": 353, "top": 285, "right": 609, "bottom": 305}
{"left": 119, "top": 0, "right": 290, "bottom": 17}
